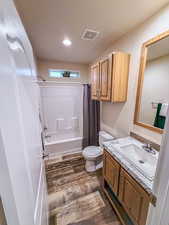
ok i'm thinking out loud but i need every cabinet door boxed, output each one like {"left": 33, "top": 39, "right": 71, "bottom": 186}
{"left": 119, "top": 169, "right": 149, "bottom": 225}
{"left": 100, "top": 57, "right": 112, "bottom": 101}
{"left": 111, "top": 52, "right": 130, "bottom": 102}
{"left": 103, "top": 150, "right": 120, "bottom": 195}
{"left": 91, "top": 63, "right": 100, "bottom": 100}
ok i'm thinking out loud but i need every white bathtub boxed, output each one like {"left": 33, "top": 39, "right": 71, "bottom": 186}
{"left": 44, "top": 133, "right": 83, "bottom": 156}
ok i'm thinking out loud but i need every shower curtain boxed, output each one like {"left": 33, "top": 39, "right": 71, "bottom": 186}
{"left": 82, "top": 84, "right": 100, "bottom": 148}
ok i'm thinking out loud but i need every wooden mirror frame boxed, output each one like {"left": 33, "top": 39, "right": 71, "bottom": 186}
{"left": 134, "top": 30, "right": 169, "bottom": 134}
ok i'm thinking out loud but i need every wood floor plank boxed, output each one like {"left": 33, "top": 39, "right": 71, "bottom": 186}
{"left": 45, "top": 153, "right": 121, "bottom": 225}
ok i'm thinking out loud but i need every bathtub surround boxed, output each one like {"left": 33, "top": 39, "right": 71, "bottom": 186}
{"left": 45, "top": 153, "right": 121, "bottom": 225}
{"left": 37, "top": 59, "right": 89, "bottom": 84}
{"left": 40, "top": 85, "right": 83, "bottom": 135}
{"left": 97, "top": 4, "right": 169, "bottom": 145}
{"left": 83, "top": 84, "right": 100, "bottom": 148}
{"left": 45, "top": 136, "right": 83, "bottom": 157}
{"left": 40, "top": 84, "right": 83, "bottom": 156}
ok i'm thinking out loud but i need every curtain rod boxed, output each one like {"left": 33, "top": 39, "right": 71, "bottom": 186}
{"left": 35, "top": 80, "right": 89, "bottom": 85}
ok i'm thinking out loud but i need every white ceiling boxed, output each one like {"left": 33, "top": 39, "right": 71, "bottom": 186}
{"left": 14, "top": 0, "right": 169, "bottom": 64}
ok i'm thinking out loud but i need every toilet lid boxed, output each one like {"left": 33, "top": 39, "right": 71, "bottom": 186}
{"left": 83, "top": 146, "right": 102, "bottom": 157}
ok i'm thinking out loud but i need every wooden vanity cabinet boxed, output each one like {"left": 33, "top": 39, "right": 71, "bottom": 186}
{"left": 103, "top": 151, "right": 120, "bottom": 195}
{"left": 91, "top": 52, "right": 130, "bottom": 102}
{"left": 103, "top": 150, "right": 150, "bottom": 225}
{"left": 119, "top": 169, "right": 149, "bottom": 225}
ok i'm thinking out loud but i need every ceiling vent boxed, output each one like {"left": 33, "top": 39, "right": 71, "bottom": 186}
{"left": 81, "top": 29, "right": 99, "bottom": 40}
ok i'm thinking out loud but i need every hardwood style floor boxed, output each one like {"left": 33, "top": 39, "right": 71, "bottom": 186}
{"left": 45, "top": 153, "right": 121, "bottom": 225}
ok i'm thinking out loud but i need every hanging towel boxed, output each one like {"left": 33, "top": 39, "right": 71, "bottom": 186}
{"left": 159, "top": 103, "right": 168, "bottom": 117}
{"left": 154, "top": 103, "right": 166, "bottom": 129}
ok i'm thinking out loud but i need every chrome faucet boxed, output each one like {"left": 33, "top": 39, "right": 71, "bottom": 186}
{"left": 142, "top": 143, "right": 156, "bottom": 154}
{"left": 43, "top": 126, "right": 47, "bottom": 132}
{"left": 45, "top": 134, "right": 51, "bottom": 138}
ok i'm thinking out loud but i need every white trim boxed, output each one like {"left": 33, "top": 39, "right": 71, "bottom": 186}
{"left": 38, "top": 191, "right": 43, "bottom": 225}
{"left": 37, "top": 81, "right": 86, "bottom": 85}
{"left": 146, "top": 110, "right": 169, "bottom": 225}
{"left": 48, "top": 68, "right": 80, "bottom": 73}
{"left": 0, "top": 130, "right": 21, "bottom": 225}
{"left": 34, "top": 163, "right": 43, "bottom": 222}
{"left": 159, "top": 184, "right": 169, "bottom": 225}
{"left": 34, "top": 162, "right": 49, "bottom": 225}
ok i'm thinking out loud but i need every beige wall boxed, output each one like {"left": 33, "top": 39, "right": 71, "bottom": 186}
{"left": 37, "top": 59, "right": 89, "bottom": 83}
{"left": 140, "top": 55, "right": 169, "bottom": 125}
{"left": 94, "top": 4, "right": 169, "bottom": 145}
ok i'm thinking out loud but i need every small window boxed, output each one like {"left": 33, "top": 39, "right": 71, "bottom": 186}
{"left": 49, "top": 69, "right": 80, "bottom": 78}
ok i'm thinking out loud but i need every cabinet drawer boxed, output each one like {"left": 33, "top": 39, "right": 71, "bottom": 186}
{"left": 103, "top": 150, "right": 120, "bottom": 195}
{"left": 119, "top": 169, "right": 149, "bottom": 225}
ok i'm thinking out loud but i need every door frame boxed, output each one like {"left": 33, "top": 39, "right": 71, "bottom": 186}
{"left": 0, "top": 130, "right": 21, "bottom": 225}
{"left": 146, "top": 109, "right": 169, "bottom": 225}
{"left": 0, "top": 0, "right": 49, "bottom": 224}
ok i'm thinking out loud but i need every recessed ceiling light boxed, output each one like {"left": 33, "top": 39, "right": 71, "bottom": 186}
{"left": 62, "top": 39, "right": 72, "bottom": 46}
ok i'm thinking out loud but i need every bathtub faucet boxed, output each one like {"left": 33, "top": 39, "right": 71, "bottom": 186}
{"left": 45, "top": 134, "right": 51, "bottom": 138}
{"left": 43, "top": 126, "right": 47, "bottom": 132}
{"left": 42, "top": 126, "right": 51, "bottom": 138}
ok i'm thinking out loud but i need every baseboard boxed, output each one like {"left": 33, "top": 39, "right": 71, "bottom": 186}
{"left": 34, "top": 164, "right": 43, "bottom": 224}
{"left": 34, "top": 163, "right": 48, "bottom": 225}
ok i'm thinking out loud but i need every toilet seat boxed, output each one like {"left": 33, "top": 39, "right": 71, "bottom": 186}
{"left": 83, "top": 146, "right": 103, "bottom": 159}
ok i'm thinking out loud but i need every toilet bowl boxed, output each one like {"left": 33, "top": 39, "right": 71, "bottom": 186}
{"left": 82, "top": 131, "right": 115, "bottom": 172}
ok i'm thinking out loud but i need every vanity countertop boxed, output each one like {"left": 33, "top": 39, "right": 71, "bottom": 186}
{"left": 103, "top": 137, "right": 159, "bottom": 195}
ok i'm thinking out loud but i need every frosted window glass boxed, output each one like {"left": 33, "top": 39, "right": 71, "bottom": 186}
{"left": 49, "top": 70, "right": 80, "bottom": 78}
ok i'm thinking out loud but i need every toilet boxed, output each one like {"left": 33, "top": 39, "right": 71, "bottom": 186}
{"left": 82, "top": 131, "right": 115, "bottom": 172}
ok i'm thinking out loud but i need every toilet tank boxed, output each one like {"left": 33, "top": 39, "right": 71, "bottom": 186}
{"left": 99, "top": 131, "right": 115, "bottom": 148}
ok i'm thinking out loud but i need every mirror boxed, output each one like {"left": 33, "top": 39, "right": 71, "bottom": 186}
{"left": 134, "top": 30, "right": 169, "bottom": 134}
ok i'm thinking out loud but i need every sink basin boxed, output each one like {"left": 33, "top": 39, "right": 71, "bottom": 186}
{"left": 118, "top": 144, "right": 157, "bottom": 181}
